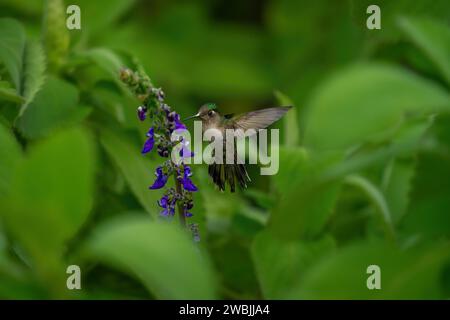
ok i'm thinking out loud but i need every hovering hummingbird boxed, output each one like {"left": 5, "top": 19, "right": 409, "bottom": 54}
{"left": 185, "top": 103, "right": 291, "bottom": 192}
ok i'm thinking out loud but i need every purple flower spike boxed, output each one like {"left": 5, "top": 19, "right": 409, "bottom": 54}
{"left": 142, "top": 127, "right": 155, "bottom": 154}
{"left": 180, "top": 166, "right": 198, "bottom": 191}
{"left": 149, "top": 166, "right": 168, "bottom": 189}
{"left": 174, "top": 113, "right": 187, "bottom": 130}
{"left": 137, "top": 106, "right": 147, "bottom": 121}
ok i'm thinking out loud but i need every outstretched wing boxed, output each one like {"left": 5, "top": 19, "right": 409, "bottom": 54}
{"left": 232, "top": 106, "right": 291, "bottom": 132}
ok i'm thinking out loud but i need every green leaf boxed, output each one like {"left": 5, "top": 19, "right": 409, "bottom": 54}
{"left": 80, "top": 48, "right": 124, "bottom": 79}
{"left": 100, "top": 129, "right": 161, "bottom": 217}
{"left": 17, "top": 77, "right": 84, "bottom": 139}
{"left": 0, "top": 18, "right": 26, "bottom": 92}
{"left": 85, "top": 215, "right": 217, "bottom": 299}
{"left": 269, "top": 147, "right": 342, "bottom": 239}
{"left": 0, "top": 19, "right": 45, "bottom": 109}
{"left": 0, "top": 127, "right": 95, "bottom": 254}
{"left": 401, "top": 149, "right": 450, "bottom": 238}
{"left": 19, "top": 41, "right": 46, "bottom": 115}
{"left": 0, "top": 127, "right": 94, "bottom": 295}
{"left": 344, "top": 174, "right": 395, "bottom": 240}
{"left": 398, "top": 16, "right": 450, "bottom": 86}
{"left": 304, "top": 63, "right": 450, "bottom": 151}
{"left": 287, "top": 241, "right": 450, "bottom": 299}
{"left": 0, "top": 81, "right": 24, "bottom": 104}
{"left": 271, "top": 146, "right": 308, "bottom": 191}
{"left": 382, "top": 157, "right": 416, "bottom": 223}
{"left": 274, "top": 90, "right": 299, "bottom": 147}
{"left": 0, "top": 122, "right": 22, "bottom": 196}
{"left": 251, "top": 231, "right": 335, "bottom": 299}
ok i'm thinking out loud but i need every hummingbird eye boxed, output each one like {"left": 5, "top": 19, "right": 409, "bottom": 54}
{"left": 208, "top": 110, "right": 214, "bottom": 117}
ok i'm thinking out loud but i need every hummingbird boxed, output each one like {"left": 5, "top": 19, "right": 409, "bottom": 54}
{"left": 185, "top": 103, "right": 291, "bottom": 192}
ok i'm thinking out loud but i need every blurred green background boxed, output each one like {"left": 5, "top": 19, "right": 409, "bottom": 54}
{"left": 0, "top": 0, "right": 450, "bottom": 299}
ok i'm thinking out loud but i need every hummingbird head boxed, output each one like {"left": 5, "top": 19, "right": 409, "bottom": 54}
{"left": 185, "top": 103, "right": 220, "bottom": 126}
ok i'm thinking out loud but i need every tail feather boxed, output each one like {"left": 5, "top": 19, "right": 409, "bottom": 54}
{"left": 208, "top": 164, "right": 250, "bottom": 192}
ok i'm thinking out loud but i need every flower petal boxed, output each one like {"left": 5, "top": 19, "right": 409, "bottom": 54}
{"left": 181, "top": 177, "right": 198, "bottom": 191}
{"left": 149, "top": 175, "right": 168, "bottom": 189}
{"left": 142, "top": 127, "right": 155, "bottom": 154}
{"left": 142, "top": 137, "right": 154, "bottom": 154}
{"left": 174, "top": 114, "right": 187, "bottom": 130}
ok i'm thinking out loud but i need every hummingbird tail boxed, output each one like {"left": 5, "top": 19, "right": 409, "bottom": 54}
{"left": 208, "top": 164, "right": 250, "bottom": 192}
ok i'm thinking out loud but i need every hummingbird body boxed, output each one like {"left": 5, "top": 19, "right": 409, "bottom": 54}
{"left": 187, "top": 103, "right": 291, "bottom": 192}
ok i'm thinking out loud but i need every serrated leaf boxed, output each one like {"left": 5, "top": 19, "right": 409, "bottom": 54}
{"left": 19, "top": 41, "right": 46, "bottom": 115}
{"left": 0, "top": 19, "right": 45, "bottom": 110}
{"left": 85, "top": 215, "right": 217, "bottom": 299}
{"left": 382, "top": 157, "right": 416, "bottom": 224}
{"left": 0, "top": 18, "right": 26, "bottom": 92}
{"left": 344, "top": 174, "right": 395, "bottom": 240}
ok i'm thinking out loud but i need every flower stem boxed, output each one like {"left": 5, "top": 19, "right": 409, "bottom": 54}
{"left": 174, "top": 175, "right": 186, "bottom": 228}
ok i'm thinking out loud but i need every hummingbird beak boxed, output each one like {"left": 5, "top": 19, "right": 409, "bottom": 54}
{"left": 184, "top": 113, "right": 200, "bottom": 121}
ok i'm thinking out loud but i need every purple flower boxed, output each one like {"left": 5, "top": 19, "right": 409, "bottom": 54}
{"left": 149, "top": 166, "right": 168, "bottom": 189}
{"left": 137, "top": 106, "right": 147, "bottom": 121}
{"left": 142, "top": 127, "right": 155, "bottom": 154}
{"left": 158, "top": 194, "right": 175, "bottom": 216}
{"left": 179, "top": 166, "right": 197, "bottom": 191}
{"left": 174, "top": 113, "right": 187, "bottom": 130}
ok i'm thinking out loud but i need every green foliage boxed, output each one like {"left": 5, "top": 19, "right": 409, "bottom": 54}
{"left": 100, "top": 129, "right": 161, "bottom": 217}
{"left": 0, "top": 127, "right": 95, "bottom": 296}
{"left": 0, "top": 0, "right": 449, "bottom": 300}
{"left": 0, "top": 122, "right": 21, "bottom": 196}
{"left": 0, "top": 18, "right": 26, "bottom": 92}
{"left": 17, "top": 76, "right": 88, "bottom": 139}
{"left": 0, "top": 18, "right": 46, "bottom": 113}
{"left": 398, "top": 16, "right": 450, "bottom": 86}
{"left": 21, "top": 41, "right": 46, "bottom": 111}
{"left": 269, "top": 147, "right": 343, "bottom": 240}
{"left": 252, "top": 231, "right": 335, "bottom": 299}
{"left": 84, "top": 216, "right": 217, "bottom": 299}
{"left": 287, "top": 241, "right": 450, "bottom": 299}
{"left": 304, "top": 64, "right": 450, "bottom": 151}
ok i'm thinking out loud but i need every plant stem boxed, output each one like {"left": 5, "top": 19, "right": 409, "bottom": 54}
{"left": 174, "top": 175, "right": 186, "bottom": 228}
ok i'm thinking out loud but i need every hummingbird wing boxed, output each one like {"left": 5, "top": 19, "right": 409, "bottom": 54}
{"left": 208, "top": 106, "right": 290, "bottom": 192}
{"left": 231, "top": 106, "right": 291, "bottom": 135}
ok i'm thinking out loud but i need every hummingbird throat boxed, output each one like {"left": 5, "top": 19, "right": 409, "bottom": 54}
{"left": 170, "top": 120, "right": 280, "bottom": 176}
